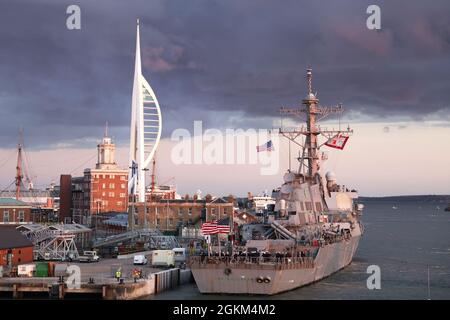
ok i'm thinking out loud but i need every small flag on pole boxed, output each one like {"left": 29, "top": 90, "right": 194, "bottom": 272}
{"left": 324, "top": 134, "right": 349, "bottom": 150}
{"left": 257, "top": 140, "right": 274, "bottom": 152}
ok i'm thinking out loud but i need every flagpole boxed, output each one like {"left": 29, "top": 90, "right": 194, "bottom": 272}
{"left": 288, "top": 139, "right": 291, "bottom": 171}
{"left": 218, "top": 207, "right": 221, "bottom": 258}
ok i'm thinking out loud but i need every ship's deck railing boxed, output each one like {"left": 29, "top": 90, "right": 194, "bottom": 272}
{"left": 188, "top": 256, "right": 315, "bottom": 270}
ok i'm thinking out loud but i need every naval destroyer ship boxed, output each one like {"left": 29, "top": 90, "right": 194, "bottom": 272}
{"left": 189, "top": 69, "right": 364, "bottom": 295}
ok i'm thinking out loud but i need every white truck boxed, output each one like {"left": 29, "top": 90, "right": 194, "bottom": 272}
{"left": 151, "top": 250, "right": 175, "bottom": 268}
{"left": 133, "top": 254, "right": 148, "bottom": 265}
{"left": 78, "top": 251, "right": 100, "bottom": 263}
{"left": 173, "top": 248, "right": 187, "bottom": 268}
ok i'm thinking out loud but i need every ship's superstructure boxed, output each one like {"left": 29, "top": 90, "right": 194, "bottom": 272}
{"left": 189, "top": 69, "right": 364, "bottom": 295}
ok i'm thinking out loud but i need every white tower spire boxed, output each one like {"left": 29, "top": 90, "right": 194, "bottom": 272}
{"left": 128, "top": 19, "right": 162, "bottom": 202}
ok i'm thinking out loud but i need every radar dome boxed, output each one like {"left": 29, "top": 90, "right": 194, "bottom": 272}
{"left": 325, "top": 171, "right": 336, "bottom": 181}
{"left": 306, "top": 93, "right": 317, "bottom": 100}
{"left": 283, "top": 172, "right": 295, "bottom": 183}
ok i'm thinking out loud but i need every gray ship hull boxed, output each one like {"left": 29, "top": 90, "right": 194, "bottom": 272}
{"left": 191, "top": 233, "right": 361, "bottom": 295}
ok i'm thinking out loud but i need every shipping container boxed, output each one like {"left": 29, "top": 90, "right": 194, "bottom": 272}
{"left": 35, "top": 262, "right": 49, "bottom": 277}
{"left": 18, "top": 264, "right": 36, "bottom": 277}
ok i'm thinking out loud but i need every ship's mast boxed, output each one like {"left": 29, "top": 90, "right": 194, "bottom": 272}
{"left": 279, "top": 68, "right": 352, "bottom": 179}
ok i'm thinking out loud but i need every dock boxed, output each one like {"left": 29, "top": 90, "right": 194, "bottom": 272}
{"left": 0, "top": 268, "right": 192, "bottom": 299}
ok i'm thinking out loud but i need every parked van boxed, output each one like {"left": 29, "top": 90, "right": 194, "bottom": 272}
{"left": 78, "top": 251, "right": 100, "bottom": 263}
{"left": 151, "top": 250, "right": 175, "bottom": 268}
{"left": 133, "top": 254, "right": 148, "bottom": 265}
{"left": 172, "top": 248, "right": 186, "bottom": 268}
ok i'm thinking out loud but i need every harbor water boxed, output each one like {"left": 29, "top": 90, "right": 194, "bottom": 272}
{"left": 148, "top": 196, "right": 450, "bottom": 300}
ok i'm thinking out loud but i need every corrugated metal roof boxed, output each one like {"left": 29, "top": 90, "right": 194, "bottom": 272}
{"left": 0, "top": 198, "right": 30, "bottom": 206}
{"left": 0, "top": 226, "right": 33, "bottom": 249}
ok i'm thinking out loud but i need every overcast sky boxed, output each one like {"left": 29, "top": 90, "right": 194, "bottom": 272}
{"left": 0, "top": 0, "right": 449, "bottom": 196}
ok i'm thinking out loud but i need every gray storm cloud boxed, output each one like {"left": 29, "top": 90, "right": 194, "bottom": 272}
{"left": 0, "top": 0, "right": 449, "bottom": 149}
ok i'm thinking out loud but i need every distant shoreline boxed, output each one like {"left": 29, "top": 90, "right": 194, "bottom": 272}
{"left": 359, "top": 195, "right": 450, "bottom": 200}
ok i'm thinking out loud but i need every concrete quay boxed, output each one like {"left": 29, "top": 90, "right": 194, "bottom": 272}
{"left": 0, "top": 257, "right": 193, "bottom": 300}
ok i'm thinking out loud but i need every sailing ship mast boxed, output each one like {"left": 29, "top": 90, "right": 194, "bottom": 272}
{"left": 279, "top": 68, "right": 353, "bottom": 179}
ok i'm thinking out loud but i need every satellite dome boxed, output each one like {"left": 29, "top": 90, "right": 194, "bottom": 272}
{"left": 283, "top": 172, "right": 295, "bottom": 183}
{"left": 325, "top": 171, "right": 336, "bottom": 181}
{"left": 306, "top": 93, "right": 316, "bottom": 100}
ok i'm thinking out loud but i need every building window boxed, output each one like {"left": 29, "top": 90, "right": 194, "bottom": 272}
{"left": 3, "top": 211, "right": 9, "bottom": 223}
{"left": 120, "top": 193, "right": 126, "bottom": 198}
{"left": 156, "top": 219, "right": 160, "bottom": 226}
{"left": 169, "top": 218, "right": 174, "bottom": 226}
{"left": 188, "top": 208, "right": 192, "bottom": 216}
{"left": 109, "top": 183, "right": 115, "bottom": 188}
{"left": 210, "top": 208, "right": 216, "bottom": 217}
{"left": 315, "top": 202, "right": 322, "bottom": 212}
{"left": 102, "top": 183, "right": 106, "bottom": 189}
{"left": 178, "top": 208, "right": 183, "bottom": 216}
{"left": 109, "top": 192, "right": 115, "bottom": 197}
{"left": 102, "top": 192, "right": 106, "bottom": 197}
{"left": 120, "top": 175, "right": 126, "bottom": 181}
{"left": 18, "top": 210, "right": 25, "bottom": 223}
{"left": 110, "top": 174, "right": 115, "bottom": 179}
{"left": 305, "top": 202, "right": 312, "bottom": 211}
{"left": 223, "top": 208, "right": 227, "bottom": 215}
{"left": 121, "top": 183, "right": 126, "bottom": 189}
{"left": 117, "top": 201, "right": 122, "bottom": 206}
{"left": 146, "top": 207, "right": 150, "bottom": 214}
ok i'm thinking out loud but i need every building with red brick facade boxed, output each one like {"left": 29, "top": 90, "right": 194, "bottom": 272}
{"left": 0, "top": 226, "right": 34, "bottom": 267}
{"left": 60, "top": 132, "right": 128, "bottom": 226}
{"left": 129, "top": 195, "right": 235, "bottom": 233}
{"left": 0, "top": 198, "right": 32, "bottom": 224}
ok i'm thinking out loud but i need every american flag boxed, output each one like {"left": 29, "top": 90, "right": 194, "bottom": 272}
{"left": 201, "top": 220, "right": 231, "bottom": 235}
{"left": 201, "top": 220, "right": 218, "bottom": 235}
{"left": 256, "top": 140, "right": 274, "bottom": 152}
{"left": 217, "top": 222, "right": 231, "bottom": 234}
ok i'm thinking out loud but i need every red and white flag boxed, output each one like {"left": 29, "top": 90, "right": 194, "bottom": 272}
{"left": 217, "top": 223, "right": 230, "bottom": 234}
{"left": 324, "top": 134, "right": 349, "bottom": 150}
{"left": 201, "top": 220, "right": 231, "bottom": 235}
{"left": 201, "top": 220, "right": 218, "bottom": 235}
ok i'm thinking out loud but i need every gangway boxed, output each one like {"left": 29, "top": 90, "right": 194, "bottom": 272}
{"left": 93, "top": 228, "right": 179, "bottom": 249}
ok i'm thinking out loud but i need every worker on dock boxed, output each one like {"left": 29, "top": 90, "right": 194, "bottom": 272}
{"left": 115, "top": 268, "right": 122, "bottom": 282}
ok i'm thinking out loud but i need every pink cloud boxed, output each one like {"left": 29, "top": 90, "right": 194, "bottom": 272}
{"left": 334, "top": 23, "right": 394, "bottom": 56}
{"left": 142, "top": 45, "right": 197, "bottom": 73}
{"left": 142, "top": 46, "right": 177, "bottom": 72}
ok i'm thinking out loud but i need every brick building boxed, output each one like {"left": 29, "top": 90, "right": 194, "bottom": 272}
{"left": 129, "top": 195, "right": 235, "bottom": 232}
{"left": 0, "top": 198, "right": 32, "bottom": 224}
{"left": 59, "top": 131, "right": 128, "bottom": 226}
{"left": 0, "top": 226, "right": 34, "bottom": 267}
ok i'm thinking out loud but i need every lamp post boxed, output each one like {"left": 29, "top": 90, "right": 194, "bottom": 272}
{"left": 96, "top": 200, "right": 101, "bottom": 238}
